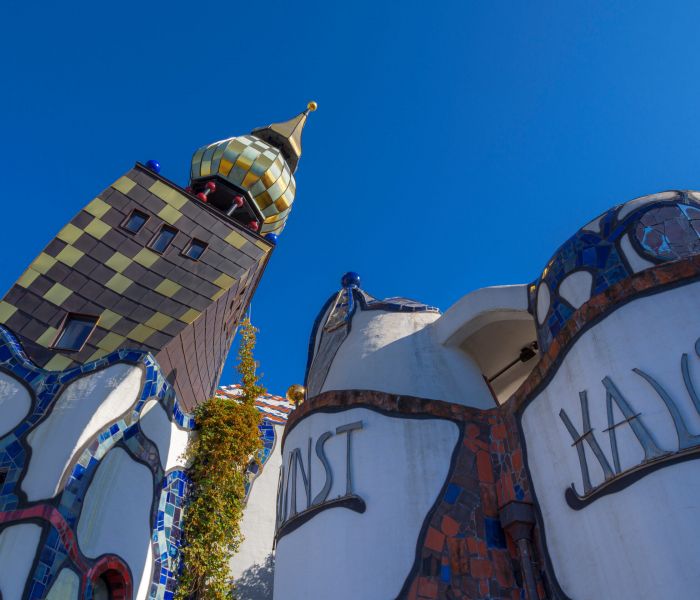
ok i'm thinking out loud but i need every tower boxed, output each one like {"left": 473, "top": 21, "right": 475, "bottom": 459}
{"left": 0, "top": 105, "right": 314, "bottom": 599}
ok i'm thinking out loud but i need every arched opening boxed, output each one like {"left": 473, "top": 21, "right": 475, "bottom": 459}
{"left": 89, "top": 567, "right": 130, "bottom": 600}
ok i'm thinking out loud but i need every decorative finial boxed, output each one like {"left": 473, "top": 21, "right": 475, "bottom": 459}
{"left": 250, "top": 105, "right": 315, "bottom": 173}
{"left": 286, "top": 384, "right": 306, "bottom": 406}
{"left": 307, "top": 101, "right": 318, "bottom": 112}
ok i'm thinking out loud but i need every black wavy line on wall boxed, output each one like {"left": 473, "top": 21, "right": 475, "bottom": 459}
{"left": 275, "top": 495, "right": 366, "bottom": 541}
{"left": 565, "top": 445, "right": 700, "bottom": 510}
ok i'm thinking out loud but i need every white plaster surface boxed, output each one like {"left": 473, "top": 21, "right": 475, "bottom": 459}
{"left": 23, "top": 364, "right": 143, "bottom": 501}
{"left": 274, "top": 408, "right": 460, "bottom": 600}
{"left": 617, "top": 190, "right": 676, "bottom": 219}
{"left": 521, "top": 281, "right": 700, "bottom": 600}
{"left": 229, "top": 424, "right": 284, "bottom": 598}
{"left": 320, "top": 309, "right": 494, "bottom": 408}
{"left": 620, "top": 233, "right": 655, "bottom": 273}
{"left": 558, "top": 270, "right": 592, "bottom": 309}
{"left": 46, "top": 567, "right": 80, "bottom": 599}
{"left": 140, "top": 400, "right": 190, "bottom": 471}
{"left": 536, "top": 282, "right": 550, "bottom": 325}
{"left": 581, "top": 215, "right": 602, "bottom": 233}
{"left": 0, "top": 371, "right": 32, "bottom": 437}
{"left": 77, "top": 447, "right": 153, "bottom": 600}
{"left": 0, "top": 523, "right": 42, "bottom": 600}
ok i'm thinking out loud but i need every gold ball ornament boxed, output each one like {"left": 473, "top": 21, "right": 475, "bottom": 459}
{"left": 307, "top": 101, "right": 318, "bottom": 112}
{"left": 286, "top": 384, "right": 306, "bottom": 405}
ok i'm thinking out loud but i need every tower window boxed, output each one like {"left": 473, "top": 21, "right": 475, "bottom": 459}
{"left": 53, "top": 314, "right": 99, "bottom": 352}
{"left": 150, "top": 225, "right": 178, "bottom": 254}
{"left": 0, "top": 468, "right": 7, "bottom": 489}
{"left": 183, "top": 239, "right": 207, "bottom": 261}
{"left": 121, "top": 210, "right": 149, "bottom": 234}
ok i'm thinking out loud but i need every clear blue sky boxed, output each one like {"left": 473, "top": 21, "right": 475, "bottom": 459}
{"left": 2, "top": 1, "right": 700, "bottom": 395}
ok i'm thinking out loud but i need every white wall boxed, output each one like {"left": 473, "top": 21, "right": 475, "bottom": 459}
{"left": 140, "top": 399, "right": 190, "bottom": 471}
{"left": 274, "top": 408, "right": 459, "bottom": 600}
{"left": 320, "top": 309, "right": 494, "bottom": 408}
{"left": 77, "top": 447, "right": 153, "bottom": 600}
{"left": 229, "top": 424, "right": 284, "bottom": 600}
{"left": 46, "top": 568, "right": 80, "bottom": 599}
{"left": 23, "top": 364, "right": 143, "bottom": 500}
{"left": 0, "top": 523, "right": 43, "bottom": 600}
{"left": 521, "top": 281, "right": 700, "bottom": 600}
{"left": 0, "top": 371, "right": 31, "bottom": 437}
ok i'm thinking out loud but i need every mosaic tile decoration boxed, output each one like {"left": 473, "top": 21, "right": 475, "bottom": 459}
{"left": 0, "top": 325, "right": 194, "bottom": 599}
{"left": 530, "top": 190, "right": 700, "bottom": 352}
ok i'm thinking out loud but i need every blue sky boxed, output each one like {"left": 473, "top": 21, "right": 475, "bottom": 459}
{"left": 3, "top": 1, "right": 700, "bottom": 395}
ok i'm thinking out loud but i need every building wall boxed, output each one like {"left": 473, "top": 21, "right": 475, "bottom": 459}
{"left": 520, "top": 277, "right": 700, "bottom": 600}
{"left": 0, "top": 327, "right": 194, "bottom": 599}
{"left": 0, "top": 164, "right": 272, "bottom": 410}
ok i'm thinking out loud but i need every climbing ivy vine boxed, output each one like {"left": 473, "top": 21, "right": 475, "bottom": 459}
{"left": 175, "top": 317, "right": 265, "bottom": 599}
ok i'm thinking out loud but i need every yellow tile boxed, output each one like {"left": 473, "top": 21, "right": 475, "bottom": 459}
{"left": 44, "top": 355, "right": 74, "bottom": 371}
{"left": 219, "top": 158, "right": 234, "bottom": 176}
{"left": 84, "top": 218, "right": 111, "bottom": 240}
{"left": 254, "top": 239, "right": 271, "bottom": 252}
{"left": 242, "top": 171, "right": 260, "bottom": 188}
{"left": 105, "top": 273, "right": 133, "bottom": 294}
{"left": 97, "top": 332, "right": 127, "bottom": 351}
{"left": 57, "top": 223, "right": 83, "bottom": 245}
{"left": 145, "top": 312, "right": 173, "bottom": 330}
{"left": 31, "top": 253, "right": 57, "bottom": 275}
{"left": 112, "top": 176, "right": 136, "bottom": 195}
{"left": 99, "top": 309, "right": 122, "bottom": 329}
{"left": 86, "top": 349, "right": 108, "bottom": 362}
{"left": 44, "top": 283, "right": 72, "bottom": 306}
{"left": 127, "top": 323, "right": 157, "bottom": 343}
{"left": 85, "top": 197, "right": 111, "bottom": 218}
{"left": 55, "top": 245, "right": 85, "bottom": 267}
{"left": 105, "top": 252, "right": 131, "bottom": 273}
{"left": 213, "top": 273, "right": 235, "bottom": 290}
{"left": 17, "top": 268, "right": 41, "bottom": 288}
{"left": 0, "top": 301, "right": 18, "bottom": 323}
{"left": 133, "top": 248, "right": 159, "bottom": 269}
{"left": 178, "top": 308, "right": 200, "bottom": 324}
{"left": 36, "top": 326, "right": 58, "bottom": 347}
{"left": 211, "top": 288, "right": 225, "bottom": 301}
{"left": 158, "top": 205, "right": 182, "bottom": 226}
{"left": 149, "top": 180, "right": 188, "bottom": 209}
{"left": 155, "top": 279, "right": 182, "bottom": 297}
{"left": 224, "top": 230, "right": 247, "bottom": 249}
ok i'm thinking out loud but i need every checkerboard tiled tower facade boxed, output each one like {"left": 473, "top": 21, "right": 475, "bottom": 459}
{"left": 0, "top": 106, "right": 314, "bottom": 599}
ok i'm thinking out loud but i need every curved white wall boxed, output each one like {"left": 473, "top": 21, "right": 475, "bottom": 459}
{"left": 321, "top": 310, "right": 494, "bottom": 408}
{"left": 46, "top": 567, "right": 80, "bottom": 600}
{"left": 522, "top": 281, "right": 700, "bottom": 600}
{"left": 274, "top": 407, "right": 459, "bottom": 600}
{"left": 0, "top": 523, "right": 43, "bottom": 600}
{"left": 140, "top": 399, "right": 189, "bottom": 471}
{"left": 23, "top": 364, "right": 143, "bottom": 500}
{"left": 77, "top": 447, "right": 153, "bottom": 600}
{"left": 0, "top": 371, "right": 31, "bottom": 438}
{"left": 228, "top": 424, "right": 284, "bottom": 599}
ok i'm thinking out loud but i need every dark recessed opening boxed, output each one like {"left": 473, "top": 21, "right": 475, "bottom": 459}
{"left": 191, "top": 176, "right": 260, "bottom": 229}
{"left": 121, "top": 210, "right": 149, "bottom": 234}
{"left": 0, "top": 468, "right": 7, "bottom": 489}
{"left": 150, "top": 225, "right": 178, "bottom": 254}
{"left": 52, "top": 314, "right": 99, "bottom": 352}
{"left": 183, "top": 239, "right": 207, "bottom": 261}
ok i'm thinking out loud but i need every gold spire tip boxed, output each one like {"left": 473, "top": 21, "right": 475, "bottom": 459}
{"left": 307, "top": 100, "right": 318, "bottom": 112}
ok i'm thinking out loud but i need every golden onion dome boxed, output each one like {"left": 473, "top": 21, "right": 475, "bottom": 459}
{"left": 190, "top": 104, "right": 315, "bottom": 236}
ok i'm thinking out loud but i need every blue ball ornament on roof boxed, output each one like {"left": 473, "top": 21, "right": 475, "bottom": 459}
{"left": 264, "top": 233, "right": 279, "bottom": 245}
{"left": 341, "top": 271, "right": 361, "bottom": 288}
{"left": 145, "top": 159, "right": 161, "bottom": 174}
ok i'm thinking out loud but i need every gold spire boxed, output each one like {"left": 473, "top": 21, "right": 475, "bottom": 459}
{"left": 251, "top": 102, "right": 317, "bottom": 173}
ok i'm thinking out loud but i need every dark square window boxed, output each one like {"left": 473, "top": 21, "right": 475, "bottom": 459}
{"left": 53, "top": 314, "right": 98, "bottom": 352}
{"left": 150, "top": 226, "right": 177, "bottom": 254}
{"left": 0, "top": 468, "right": 7, "bottom": 489}
{"left": 183, "top": 239, "right": 207, "bottom": 260}
{"left": 122, "top": 210, "right": 149, "bottom": 234}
